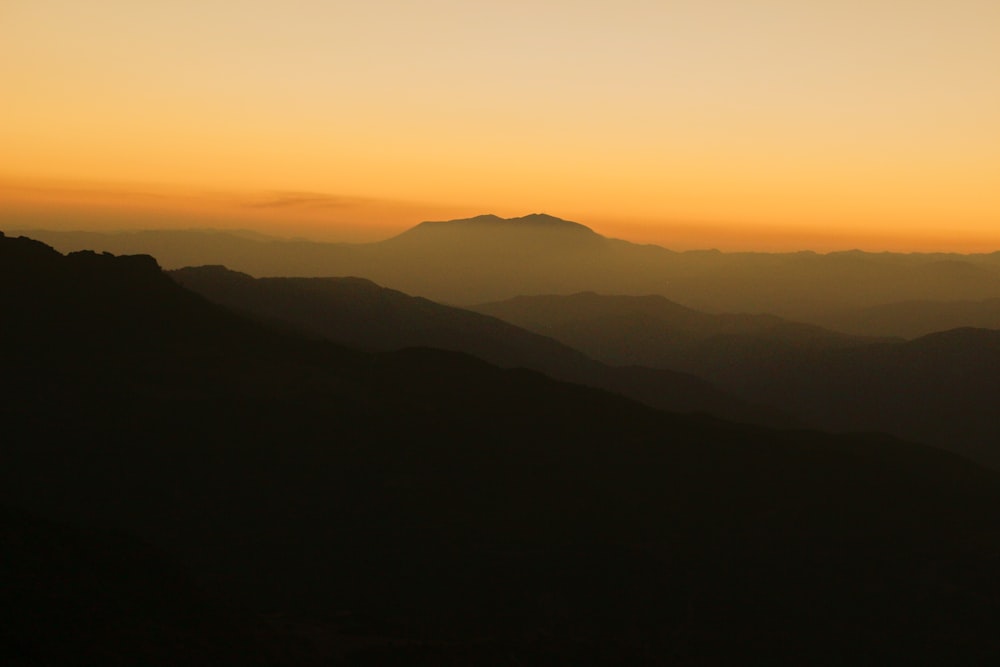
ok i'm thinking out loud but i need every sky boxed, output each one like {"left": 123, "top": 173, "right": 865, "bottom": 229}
{"left": 2, "top": 0, "right": 999, "bottom": 251}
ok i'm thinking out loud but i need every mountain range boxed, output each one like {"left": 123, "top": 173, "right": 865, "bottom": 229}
{"left": 169, "top": 265, "right": 789, "bottom": 427}
{"left": 166, "top": 264, "right": 1000, "bottom": 469}
{"left": 472, "top": 292, "right": 1000, "bottom": 469}
{"left": 6, "top": 229, "right": 1000, "bottom": 663}
{"left": 472, "top": 291, "right": 890, "bottom": 362}
{"left": 20, "top": 215, "right": 1000, "bottom": 330}
{"left": 819, "top": 297, "right": 1000, "bottom": 338}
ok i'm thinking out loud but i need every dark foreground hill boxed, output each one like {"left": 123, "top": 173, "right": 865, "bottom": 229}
{"left": 170, "top": 265, "right": 788, "bottom": 427}
{"left": 0, "top": 504, "right": 290, "bottom": 666}
{"left": 4, "top": 231, "right": 1000, "bottom": 664}
{"left": 470, "top": 292, "right": 1000, "bottom": 469}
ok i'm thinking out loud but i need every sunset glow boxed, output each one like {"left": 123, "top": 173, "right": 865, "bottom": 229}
{"left": 3, "top": 0, "right": 998, "bottom": 251}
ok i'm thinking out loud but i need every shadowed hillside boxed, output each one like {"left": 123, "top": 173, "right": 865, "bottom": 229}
{"left": 5, "top": 231, "right": 1000, "bottom": 664}
{"left": 170, "top": 265, "right": 790, "bottom": 427}
{"left": 472, "top": 291, "right": 889, "bottom": 367}
{"left": 470, "top": 292, "right": 1000, "bottom": 468}
{"left": 820, "top": 297, "right": 1000, "bottom": 338}
{"left": 0, "top": 505, "right": 289, "bottom": 666}
{"left": 715, "top": 327, "right": 1000, "bottom": 469}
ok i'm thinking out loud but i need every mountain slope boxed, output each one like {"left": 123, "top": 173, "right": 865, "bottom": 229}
{"left": 170, "top": 265, "right": 790, "bottom": 426}
{"left": 822, "top": 297, "right": 1000, "bottom": 338}
{"left": 684, "top": 327, "right": 1000, "bottom": 470}
{"left": 5, "top": 231, "right": 1000, "bottom": 663}
{"left": 726, "top": 327, "right": 1000, "bottom": 467}
{"left": 470, "top": 292, "right": 1000, "bottom": 468}
{"left": 472, "top": 291, "right": 888, "bottom": 368}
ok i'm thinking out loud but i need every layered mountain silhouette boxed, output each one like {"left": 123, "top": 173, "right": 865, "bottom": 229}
{"left": 724, "top": 327, "right": 1000, "bottom": 468}
{"left": 473, "top": 292, "right": 1000, "bottom": 468}
{"left": 472, "top": 291, "right": 890, "bottom": 366}
{"left": 6, "top": 230, "right": 1000, "bottom": 663}
{"left": 822, "top": 297, "right": 1000, "bottom": 338}
{"left": 22, "top": 217, "right": 1000, "bottom": 324}
{"left": 170, "top": 265, "right": 789, "bottom": 426}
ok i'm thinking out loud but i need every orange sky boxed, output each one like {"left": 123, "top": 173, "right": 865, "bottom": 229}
{"left": 2, "top": 1, "right": 999, "bottom": 251}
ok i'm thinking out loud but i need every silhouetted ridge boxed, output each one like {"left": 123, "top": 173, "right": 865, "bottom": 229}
{"left": 828, "top": 297, "right": 1000, "bottom": 338}
{"left": 0, "top": 231, "right": 162, "bottom": 279}
{"left": 473, "top": 291, "right": 879, "bottom": 356}
{"left": 0, "top": 233, "right": 173, "bottom": 315}
{"left": 170, "top": 265, "right": 793, "bottom": 426}
{"left": 472, "top": 290, "right": 1000, "bottom": 467}
{"left": 0, "top": 230, "right": 59, "bottom": 262}
{"left": 907, "top": 325, "right": 1000, "bottom": 348}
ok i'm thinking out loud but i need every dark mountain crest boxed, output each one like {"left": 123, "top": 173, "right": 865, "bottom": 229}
{"left": 0, "top": 231, "right": 161, "bottom": 279}
{"left": 174, "top": 264, "right": 383, "bottom": 291}
{"left": 169, "top": 263, "right": 788, "bottom": 426}
{"left": 905, "top": 326, "right": 1000, "bottom": 349}
{"left": 471, "top": 291, "right": 853, "bottom": 340}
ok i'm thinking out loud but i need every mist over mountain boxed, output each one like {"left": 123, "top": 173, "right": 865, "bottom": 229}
{"left": 170, "top": 265, "right": 789, "bottom": 427}
{"left": 472, "top": 292, "right": 1000, "bottom": 468}
{"left": 472, "top": 291, "right": 889, "bottom": 367}
{"left": 821, "top": 297, "right": 1000, "bottom": 338}
{"left": 6, "top": 230, "right": 1000, "bottom": 663}
{"left": 750, "top": 327, "right": 1000, "bottom": 468}
{"left": 21, "top": 217, "right": 1000, "bottom": 325}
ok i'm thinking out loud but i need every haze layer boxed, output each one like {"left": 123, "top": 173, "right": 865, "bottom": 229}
{"left": 3, "top": 1, "right": 999, "bottom": 250}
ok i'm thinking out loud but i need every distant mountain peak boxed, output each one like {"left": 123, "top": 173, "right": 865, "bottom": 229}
{"left": 509, "top": 213, "right": 587, "bottom": 227}
{"left": 397, "top": 213, "right": 598, "bottom": 238}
